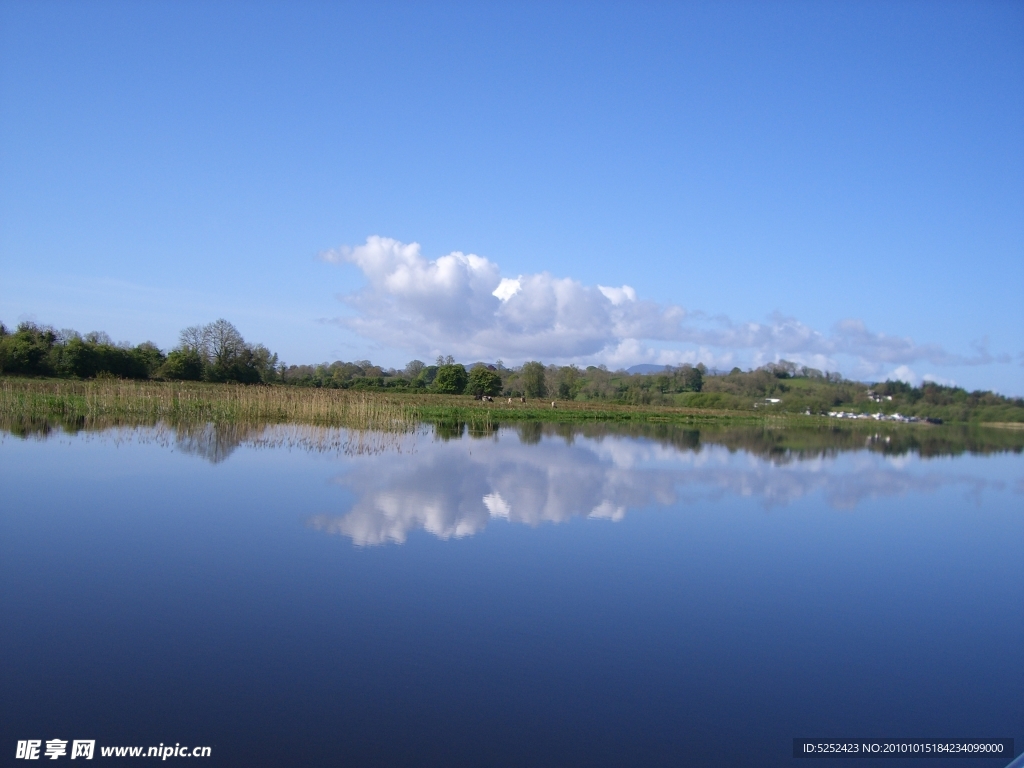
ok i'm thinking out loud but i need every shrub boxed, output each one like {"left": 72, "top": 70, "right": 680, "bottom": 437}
{"left": 158, "top": 349, "right": 205, "bottom": 381}
{"left": 467, "top": 366, "right": 502, "bottom": 397}
{"left": 432, "top": 363, "right": 468, "bottom": 394}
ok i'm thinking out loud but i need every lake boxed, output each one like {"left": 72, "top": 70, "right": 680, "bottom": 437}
{"left": 2, "top": 421, "right": 1022, "bottom": 766}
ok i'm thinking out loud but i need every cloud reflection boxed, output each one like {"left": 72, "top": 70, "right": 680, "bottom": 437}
{"left": 309, "top": 436, "right": 677, "bottom": 545}
{"left": 309, "top": 430, "right": 999, "bottom": 546}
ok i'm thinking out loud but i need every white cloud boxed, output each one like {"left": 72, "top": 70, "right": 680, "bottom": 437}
{"left": 323, "top": 236, "right": 1008, "bottom": 373}
{"left": 885, "top": 365, "right": 919, "bottom": 385}
{"left": 492, "top": 277, "right": 521, "bottom": 302}
{"left": 597, "top": 284, "right": 637, "bottom": 305}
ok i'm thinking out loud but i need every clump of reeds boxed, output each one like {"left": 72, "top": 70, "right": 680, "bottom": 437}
{"left": 0, "top": 379, "right": 417, "bottom": 432}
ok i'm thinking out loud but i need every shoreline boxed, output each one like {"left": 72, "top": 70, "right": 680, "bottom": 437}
{"left": 1, "top": 377, "right": 1020, "bottom": 431}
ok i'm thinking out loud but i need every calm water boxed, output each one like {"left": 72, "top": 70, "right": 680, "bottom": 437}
{"left": 2, "top": 423, "right": 1022, "bottom": 767}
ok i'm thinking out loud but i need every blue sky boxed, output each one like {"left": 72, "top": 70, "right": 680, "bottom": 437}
{"left": 1, "top": 1, "right": 1022, "bottom": 393}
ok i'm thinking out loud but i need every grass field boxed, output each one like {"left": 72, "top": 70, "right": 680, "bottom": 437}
{"left": 0, "top": 378, "right": 772, "bottom": 430}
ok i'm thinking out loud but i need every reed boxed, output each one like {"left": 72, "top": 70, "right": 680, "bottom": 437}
{"left": 0, "top": 379, "right": 417, "bottom": 432}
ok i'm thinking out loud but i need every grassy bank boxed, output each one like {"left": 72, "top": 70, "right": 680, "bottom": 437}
{"left": 3, "top": 378, "right": 1019, "bottom": 438}
{"left": 0, "top": 378, "right": 781, "bottom": 430}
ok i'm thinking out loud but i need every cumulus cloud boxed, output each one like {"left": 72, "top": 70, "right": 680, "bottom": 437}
{"left": 323, "top": 236, "right": 1007, "bottom": 373}
{"left": 597, "top": 284, "right": 637, "bottom": 305}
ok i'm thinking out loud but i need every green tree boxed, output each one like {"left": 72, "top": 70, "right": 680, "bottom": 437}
{"left": 467, "top": 366, "right": 502, "bottom": 397}
{"left": 684, "top": 365, "right": 704, "bottom": 392}
{"left": 158, "top": 349, "right": 204, "bottom": 380}
{"left": 133, "top": 342, "right": 166, "bottom": 376}
{"left": 0, "top": 323, "right": 56, "bottom": 375}
{"left": 203, "top": 319, "right": 247, "bottom": 381}
{"left": 432, "top": 363, "right": 468, "bottom": 394}
{"left": 521, "top": 361, "right": 547, "bottom": 398}
{"left": 556, "top": 365, "right": 582, "bottom": 399}
{"left": 416, "top": 365, "right": 439, "bottom": 387}
{"left": 51, "top": 337, "right": 151, "bottom": 379}
{"left": 174, "top": 319, "right": 279, "bottom": 384}
{"left": 242, "top": 343, "right": 280, "bottom": 383}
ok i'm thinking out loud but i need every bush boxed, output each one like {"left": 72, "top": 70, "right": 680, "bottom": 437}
{"left": 0, "top": 323, "right": 56, "bottom": 375}
{"left": 158, "top": 349, "right": 204, "bottom": 381}
{"left": 467, "top": 366, "right": 502, "bottom": 397}
{"left": 432, "top": 363, "right": 468, "bottom": 394}
{"left": 51, "top": 338, "right": 154, "bottom": 379}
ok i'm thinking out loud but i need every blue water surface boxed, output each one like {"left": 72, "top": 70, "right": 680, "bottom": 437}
{"left": 1, "top": 424, "right": 1021, "bottom": 767}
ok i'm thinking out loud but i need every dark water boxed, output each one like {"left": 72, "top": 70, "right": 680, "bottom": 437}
{"left": 2, "top": 423, "right": 1022, "bottom": 767}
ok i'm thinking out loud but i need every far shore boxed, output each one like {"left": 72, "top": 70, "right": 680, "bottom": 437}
{"left": 1, "top": 377, "right": 1020, "bottom": 432}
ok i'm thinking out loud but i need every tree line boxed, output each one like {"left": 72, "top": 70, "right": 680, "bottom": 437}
{"left": 2, "top": 318, "right": 1021, "bottom": 422}
{"left": 279, "top": 356, "right": 706, "bottom": 400}
{"left": 0, "top": 320, "right": 278, "bottom": 384}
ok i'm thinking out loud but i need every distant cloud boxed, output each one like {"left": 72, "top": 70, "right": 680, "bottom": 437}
{"left": 885, "top": 365, "right": 919, "bottom": 386}
{"left": 887, "top": 365, "right": 961, "bottom": 388}
{"left": 322, "top": 236, "right": 1009, "bottom": 375}
{"left": 923, "top": 373, "right": 957, "bottom": 387}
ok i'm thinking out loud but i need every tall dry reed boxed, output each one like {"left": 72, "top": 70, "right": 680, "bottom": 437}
{"left": 0, "top": 379, "right": 417, "bottom": 432}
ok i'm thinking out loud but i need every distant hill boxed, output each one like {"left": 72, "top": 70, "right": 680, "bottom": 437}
{"left": 626, "top": 364, "right": 671, "bottom": 375}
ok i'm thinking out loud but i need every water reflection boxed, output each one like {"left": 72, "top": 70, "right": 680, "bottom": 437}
{"left": 172, "top": 422, "right": 414, "bottom": 461}
{"left": 3, "top": 417, "right": 1020, "bottom": 547}
{"left": 308, "top": 434, "right": 681, "bottom": 544}
{"left": 174, "top": 423, "right": 266, "bottom": 463}
{"left": 0, "top": 420, "right": 417, "bottom": 461}
{"left": 309, "top": 428, "right": 1012, "bottom": 545}
{"left": 5, "top": 415, "right": 1022, "bottom": 461}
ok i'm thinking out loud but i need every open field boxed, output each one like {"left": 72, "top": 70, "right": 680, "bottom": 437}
{"left": 0, "top": 378, "right": 773, "bottom": 429}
